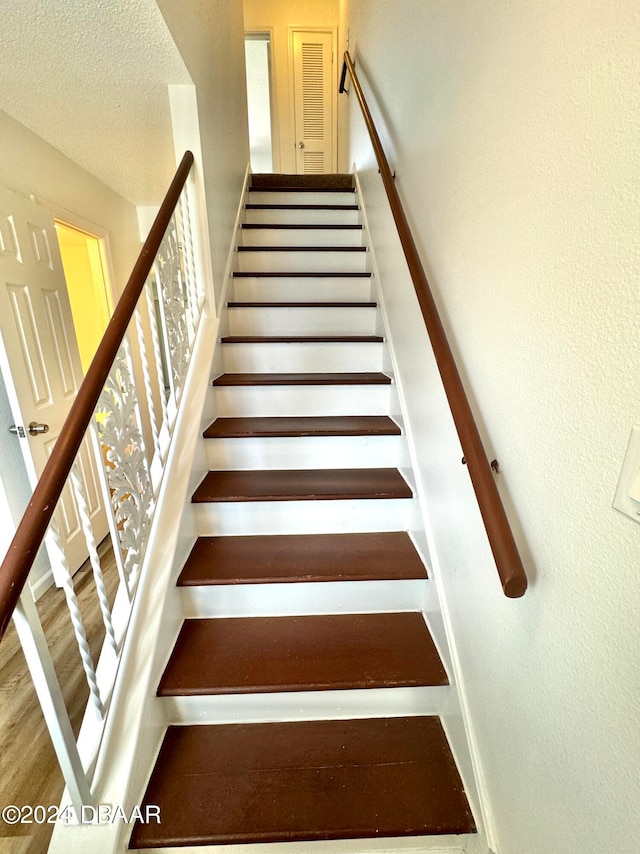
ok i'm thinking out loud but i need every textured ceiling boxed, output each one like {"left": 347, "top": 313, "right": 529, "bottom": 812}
{"left": 0, "top": 0, "right": 192, "bottom": 204}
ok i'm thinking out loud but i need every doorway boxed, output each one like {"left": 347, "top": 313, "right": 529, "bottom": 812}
{"left": 0, "top": 186, "right": 110, "bottom": 585}
{"left": 245, "top": 33, "right": 275, "bottom": 173}
{"left": 54, "top": 222, "right": 113, "bottom": 375}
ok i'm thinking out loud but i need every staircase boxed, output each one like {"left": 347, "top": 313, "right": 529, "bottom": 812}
{"left": 129, "top": 175, "right": 477, "bottom": 851}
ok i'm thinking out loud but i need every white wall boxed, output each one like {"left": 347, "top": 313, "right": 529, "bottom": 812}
{"left": 156, "top": 0, "right": 250, "bottom": 310}
{"left": 346, "top": 3, "right": 640, "bottom": 853}
{"left": 244, "top": 0, "right": 341, "bottom": 173}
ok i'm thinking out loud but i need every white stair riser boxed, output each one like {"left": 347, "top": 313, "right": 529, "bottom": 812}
{"left": 135, "top": 835, "right": 470, "bottom": 853}
{"left": 240, "top": 227, "right": 364, "bottom": 247}
{"left": 245, "top": 207, "right": 360, "bottom": 225}
{"left": 194, "top": 497, "right": 418, "bottom": 537}
{"left": 228, "top": 306, "right": 377, "bottom": 337}
{"left": 222, "top": 342, "right": 383, "bottom": 373}
{"left": 205, "top": 434, "right": 400, "bottom": 470}
{"left": 231, "top": 276, "right": 373, "bottom": 303}
{"left": 180, "top": 579, "right": 426, "bottom": 619}
{"left": 237, "top": 249, "right": 368, "bottom": 273}
{"left": 247, "top": 190, "right": 357, "bottom": 206}
{"left": 160, "top": 685, "right": 449, "bottom": 727}
{"left": 213, "top": 384, "right": 392, "bottom": 417}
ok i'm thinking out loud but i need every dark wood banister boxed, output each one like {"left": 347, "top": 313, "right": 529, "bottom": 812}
{"left": 340, "top": 51, "right": 527, "bottom": 598}
{"left": 0, "top": 151, "right": 195, "bottom": 641}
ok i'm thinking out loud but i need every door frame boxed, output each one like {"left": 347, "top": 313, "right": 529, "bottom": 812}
{"left": 288, "top": 26, "right": 338, "bottom": 174}
{"left": 31, "top": 195, "right": 117, "bottom": 320}
{"left": 245, "top": 29, "right": 280, "bottom": 174}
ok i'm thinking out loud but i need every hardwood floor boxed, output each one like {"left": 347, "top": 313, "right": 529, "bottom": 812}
{"left": 0, "top": 543, "right": 118, "bottom": 853}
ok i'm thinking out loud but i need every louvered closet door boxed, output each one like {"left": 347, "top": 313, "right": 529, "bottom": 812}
{"left": 293, "top": 31, "right": 334, "bottom": 174}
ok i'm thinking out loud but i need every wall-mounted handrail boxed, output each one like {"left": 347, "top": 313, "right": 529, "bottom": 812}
{"left": 0, "top": 151, "right": 195, "bottom": 641}
{"left": 340, "top": 51, "right": 527, "bottom": 598}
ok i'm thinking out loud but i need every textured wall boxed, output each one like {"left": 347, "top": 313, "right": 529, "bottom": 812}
{"left": 347, "top": 2, "right": 640, "bottom": 852}
{"left": 0, "top": 111, "right": 141, "bottom": 299}
{"left": 0, "top": 0, "right": 191, "bottom": 204}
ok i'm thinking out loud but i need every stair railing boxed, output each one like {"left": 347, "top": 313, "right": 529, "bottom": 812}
{"left": 0, "top": 150, "right": 203, "bottom": 808}
{"left": 340, "top": 52, "right": 527, "bottom": 598}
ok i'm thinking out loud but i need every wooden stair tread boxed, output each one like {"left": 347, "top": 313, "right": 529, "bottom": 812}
{"left": 177, "top": 532, "right": 427, "bottom": 586}
{"left": 212, "top": 371, "right": 392, "bottom": 386}
{"left": 248, "top": 187, "right": 356, "bottom": 194}
{"left": 227, "top": 301, "right": 377, "bottom": 307}
{"left": 221, "top": 335, "right": 383, "bottom": 343}
{"left": 192, "top": 468, "right": 412, "bottom": 503}
{"left": 158, "top": 613, "right": 446, "bottom": 696}
{"left": 250, "top": 173, "right": 355, "bottom": 190}
{"left": 129, "top": 716, "right": 475, "bottom": 848}
{"left": 203, "top": 415, "right": 400, "bottom": 439}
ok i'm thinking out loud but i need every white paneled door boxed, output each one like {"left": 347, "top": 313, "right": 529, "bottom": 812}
{"left": 0, "top": 185, "right": 108, "bottom": 579}
{"left": 292, "top": 30, "right": 335, "bottom": 174}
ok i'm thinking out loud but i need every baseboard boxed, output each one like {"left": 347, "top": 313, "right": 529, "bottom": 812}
{"left": 352, "top": 169, "right": 496, "bottom": 852}
{"left": 29, "top": 567, "right": 54, "bottom": 600}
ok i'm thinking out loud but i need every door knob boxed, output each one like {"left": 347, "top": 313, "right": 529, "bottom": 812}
{"left": 28, "top": 421, "right": 49, "bottom": 436}
{"left": 298, "top": 141, "right": 305, "bottom": 149}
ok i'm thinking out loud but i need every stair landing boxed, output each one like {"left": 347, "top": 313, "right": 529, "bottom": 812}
{"left": 129, "top": 716, "right": 475, "bottom": 849}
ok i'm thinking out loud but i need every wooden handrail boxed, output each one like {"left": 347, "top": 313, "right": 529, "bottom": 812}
{"left": 0, "top": 151, "right": 195, "bottom": 640}
{"left": 340, "top": 52, "right": 527, "bottom": 598}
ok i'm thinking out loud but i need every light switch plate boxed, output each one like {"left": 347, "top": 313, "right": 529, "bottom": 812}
{"left": 613, "top": 424, "right": 640, "bottom": 523}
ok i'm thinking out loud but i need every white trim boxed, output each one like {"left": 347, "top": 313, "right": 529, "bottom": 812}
{"left": 31, "top": 195, "right": 110, "bottom": 240}
{"left": 245, "top": 29, "right": 280, "bottom": 173}
{"left": 135, "top": 206, "right": 160, "bottom": 243}
{"left": 29, "top": 567, "right": 54, "bottom": 600}
{"left": 167, "top": 84, "right": 217, "bottom": 317}
{"left": 180, "top": 578, "right": 428, "bottom": 618}
{"left": 30, "top": 194, "right": 118, "bottom": 313}
{"left": 161, "top": 685, "right": 452, "bottom": 726}
{"left": 222, "top": 162, "right": 251, "bottom": 292}
{"left": 128, "top": 835, "right": 474, "bottom": 854}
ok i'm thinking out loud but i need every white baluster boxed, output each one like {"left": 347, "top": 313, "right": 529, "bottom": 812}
{"left": 178, "top": 192, "right": 198, "bottom": 344}
{"left": 155, "top": 217, "right": 190, "bottom": 404}
{"left": 88, "top": 420, "right": 131, "bottom": 601}
{"left": 70, "top": 464, "right": 118, "bottom": 654}
{"left": 145, "top": 278, "right": 170, "bottom": 430}
{"left": 13, "top": 591, "right": 93, "bottom": 810}
{"left": 46, "top": 520, "right": 104, "bottom": 719}
{"left": 134, "top": 304, "right": 161, "bottom": 460}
